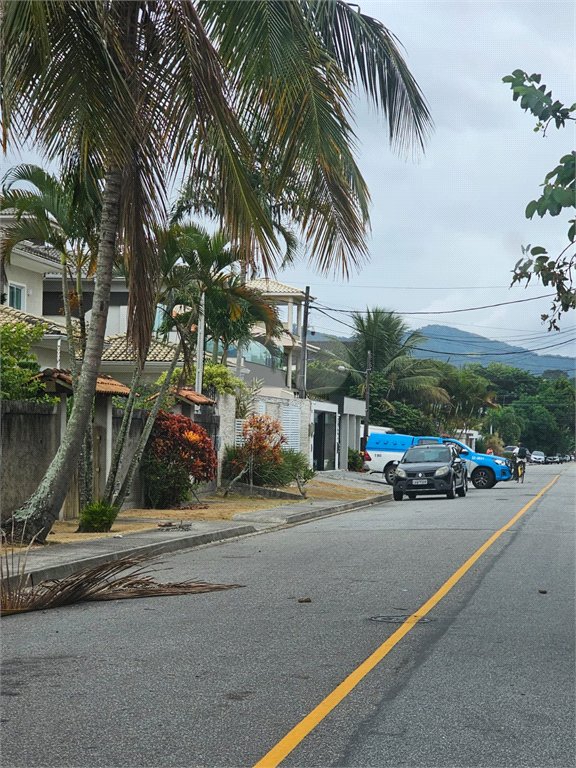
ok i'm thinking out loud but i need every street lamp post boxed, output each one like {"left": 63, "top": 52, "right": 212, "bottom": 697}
{"left": 361, "top": 350, "right": 371, "bottom": 454}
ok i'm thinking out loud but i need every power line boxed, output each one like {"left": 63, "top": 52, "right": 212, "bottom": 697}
{"left": 314, "top": 293, "right": 556, "bottom": 317}
{"left": 311, "top": 306, "right": 576, "bottom": 359}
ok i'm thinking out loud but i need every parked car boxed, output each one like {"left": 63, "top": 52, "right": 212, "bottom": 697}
{"left": 531, "top": 451, "right": 545, "bottom": 464}
{"left": 563, "top": 454, "right": 572, "bottom": 462}
{"left": 545, "top": 455, "right": 559, "bottom": 464}
{"left": 364, "top": 433, "right": 511, "bottom": 488}
{"left": 393, "top": 444, "right": 467, "bottom": 501}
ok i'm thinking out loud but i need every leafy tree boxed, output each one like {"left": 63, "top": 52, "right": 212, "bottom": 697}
{"left": 469, "top": 363, "right": 540, "bottom": 403}
{"left": 0, "top": 323, "right": 53, "bottom": 402}
{"left": 512, "top": 401, "right": 568, "bottom": 455}
{"left": 1, "top": 163, "right": 101, "bottom": 361}
{"left": 541, "top": 369, "right": 569, "bottom": 381}
{"left": 503, "top": 70, "right": 575, "bottom": 328}
{"left": 228, "top": 414, "right": 288, "bottom": 488}
{"left": 2, "top": 0, "right": 431, "bottom": 541}
{"left": 369, "top": 399, "right": 438, "bottom": 436}
{"left": 482, "top": 406, "right": 524, "bottom": 446}
{"left": 156, "top": 224, "right": 282, "bottom": 363}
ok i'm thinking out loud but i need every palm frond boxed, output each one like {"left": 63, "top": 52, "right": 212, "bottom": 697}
{"left": 1, "top": 552, "right": 242, "bottom": 617}
{"left": 301, "top": 0, "right": 433, "bottom": 155}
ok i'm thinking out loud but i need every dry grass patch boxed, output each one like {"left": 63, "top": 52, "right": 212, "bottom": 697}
{"left": 295, "top": 479, "right": 383, "bottom": 501}
{"left": 119, "top": 495, "right": 300, "bottom": 522}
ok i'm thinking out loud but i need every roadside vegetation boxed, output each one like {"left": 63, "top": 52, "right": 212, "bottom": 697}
{"left": 308, "top": 315, "right": 575, "bottom": 457}
{"left": 1, "top": 0, "right": 432, "bottom": 542}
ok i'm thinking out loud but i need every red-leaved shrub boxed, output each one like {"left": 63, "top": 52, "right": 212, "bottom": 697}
{"left": 143, "top": 411, "right": 217, "bottom": 508}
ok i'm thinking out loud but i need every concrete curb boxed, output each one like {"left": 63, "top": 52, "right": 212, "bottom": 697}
{"left": 10, "top": 492, "right": 392, "bottom": 587}
{"left": 233, "top": 493, "right": 391, "bottom": 524}
{"left": 17, "top": 524, "right": 258, "bottom": 587}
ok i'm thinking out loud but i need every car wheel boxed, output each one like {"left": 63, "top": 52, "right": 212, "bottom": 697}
{"left": 407, "top": 492, "right": 417, "bottom": 499}
{"left": 471, "top": 466, "right": 495, "bottom": 489}
{"left": 393, "top": 489, "right": 403, "bottom": 501}
{"left": 456, "top": 477, "right": 467, "bottom": 497}
{"left": 446, "top": 479, "right": 456, "bottom": 499}
{"left": 384, "top": 464, "right": 397, "bottom": 485}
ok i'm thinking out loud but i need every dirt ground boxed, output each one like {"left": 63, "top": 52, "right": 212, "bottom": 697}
{"left": 5, "top": 478, "right": 383, "bottom": 548}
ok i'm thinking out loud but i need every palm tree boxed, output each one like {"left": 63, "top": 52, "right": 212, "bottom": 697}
{"left": 105, "top": 223, "right": 282, "bottom": 511}
{"left": 157, "top": 225, "right": 282, "bottom": 362}
{"left": 1, "top": 163, "right": 102, "bottom": 509}
{"left": 321, "top": 308, "right": 449, "bottom": 406}
{"left": 2, "top": 1, "right": 431, "bottom": 541}
{"left": 1, "top": 164, "right": 101, "bottom": 361}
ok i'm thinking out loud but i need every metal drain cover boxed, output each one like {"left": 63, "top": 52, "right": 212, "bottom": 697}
{"left": 368, "top": 615, "right": 433, "bottom": 623}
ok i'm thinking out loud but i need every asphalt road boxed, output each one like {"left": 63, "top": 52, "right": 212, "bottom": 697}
{"left": 2, "top": 464, "right": 574, "bottom": 768}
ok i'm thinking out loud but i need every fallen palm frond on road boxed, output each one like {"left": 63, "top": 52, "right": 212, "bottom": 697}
{"left": 1, "top": 536, "right": 243, "bottom": 616}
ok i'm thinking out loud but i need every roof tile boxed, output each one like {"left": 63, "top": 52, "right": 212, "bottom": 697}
{"left": 31, "top": 368, "right": 131, "bottom": 396}
{"left": 0, "top": 305, "right": 68, "bottom": 336}
{"left": 102, "top": 334, "right": 184, "bottom": 363}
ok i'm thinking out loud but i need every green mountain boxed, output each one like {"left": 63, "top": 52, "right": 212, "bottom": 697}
{"left": 412, "top": 325, "right": 575, "bottom": 377}
{"left": 307, "top": 324, "right": 575, "bottom": 377}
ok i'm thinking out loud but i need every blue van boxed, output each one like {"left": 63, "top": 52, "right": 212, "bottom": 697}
{"left": 364, "top": 433, "right": 512, "bottom": 488}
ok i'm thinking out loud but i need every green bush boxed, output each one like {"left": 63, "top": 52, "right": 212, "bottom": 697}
{"left": 76, "top": 500, "right": 119, "bottom": 533}
{"left": 143, "top": 454, "right": 192, "bottom": 509}
{"left": 222, "top": 446, "right": 314, "bottom": 488}
{"left": 347, "top": 448, "right": 365, "bottom": 472}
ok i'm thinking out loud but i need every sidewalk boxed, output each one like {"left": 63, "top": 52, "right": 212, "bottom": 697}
{"left": 14, "top": 472, "right": 391, "bottom": 586}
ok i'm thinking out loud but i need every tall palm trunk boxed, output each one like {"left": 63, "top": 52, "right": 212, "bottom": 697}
{"left": 59, "top": 253, "right": 92, "bottom": 510}
{"left": 112, "top": 341, "right": 183, "bottom": 511}
{"left": 101, "top": 360, "right": 143, "bottom": 506}
{"left": 7, "top": 167, "right": 123, "bottom": 543}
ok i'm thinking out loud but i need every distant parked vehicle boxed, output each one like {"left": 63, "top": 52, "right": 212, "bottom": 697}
{"left": 531, "top": 451, "right": 545, "bottom": 464}
{"left": 545, "top": 455, "right": 560, "bottom": 464}
{"left": 562, "top": 454, "right": 571, "bottom": 463}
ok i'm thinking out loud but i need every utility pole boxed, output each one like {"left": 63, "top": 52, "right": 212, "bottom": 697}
{"left": 194, "top": 291, "right": 206, "bottom": 401}
{"left": 298, "top": 286, "right": 310, "bottom": 399}
{"left": 361, "top": 350, "right": 371, "bottom": 453}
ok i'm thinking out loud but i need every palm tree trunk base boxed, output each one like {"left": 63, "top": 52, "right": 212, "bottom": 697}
{"left": 3, "top": 502, "right": 58, "bottom": 545}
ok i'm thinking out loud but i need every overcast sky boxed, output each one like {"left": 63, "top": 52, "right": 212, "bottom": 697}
{"left": 279, "top": 0, "right": 576, "bottom": 361}
{"left": 4, "top": 1, "right": 574, "bottom": 362}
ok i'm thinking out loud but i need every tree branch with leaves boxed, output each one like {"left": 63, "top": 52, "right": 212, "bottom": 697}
{"left": 503, "top": 70, "right": 575, "bottom": 329}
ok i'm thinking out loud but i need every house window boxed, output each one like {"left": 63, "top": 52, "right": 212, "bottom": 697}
{"left": 9, "top": 283, "right": 25, "bottom": 310}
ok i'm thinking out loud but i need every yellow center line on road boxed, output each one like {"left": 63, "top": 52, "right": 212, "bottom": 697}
{"left": 253, "top": 474, "right": 561, "bottom": 768}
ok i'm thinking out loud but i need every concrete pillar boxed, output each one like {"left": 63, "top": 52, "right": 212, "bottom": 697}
{"left": 93, "top": 395, "right": 113, "bottom": 498}
{"left": 287, "top": 299, "right": 293, "bottom": 334}
{"left": 296, "top": 303, "right": 302, "bottom": 337}
{"left": 286, "top": 349, "right": 293, "bottom": 388}
{"left": 57, "top": 395, "right": 67, "bottom": 442}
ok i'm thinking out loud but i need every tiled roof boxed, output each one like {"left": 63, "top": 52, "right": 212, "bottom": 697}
{"left": 0, "top": 305, "right": 68, "bottom": 336}
{"left": 31, "top": 369, "right": 131, "bottom": 396}
{"left": 16, "top": 239, "right": 62, "bottom": 266}
{"left": 102, "top": 334, "right": 184, "bottom": 363}
{"left": 246, "top": 278, "right": 315, "bottom": 299}
{"left": 147, "top": 386, "right": 215, "bottom": 406}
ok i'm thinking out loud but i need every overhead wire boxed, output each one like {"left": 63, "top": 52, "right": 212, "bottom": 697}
{"left": 314, "top": 293, "right": 556, "bottom": 316}
{"left": 310, "top": 305, "right": 576, "bottom": 359}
